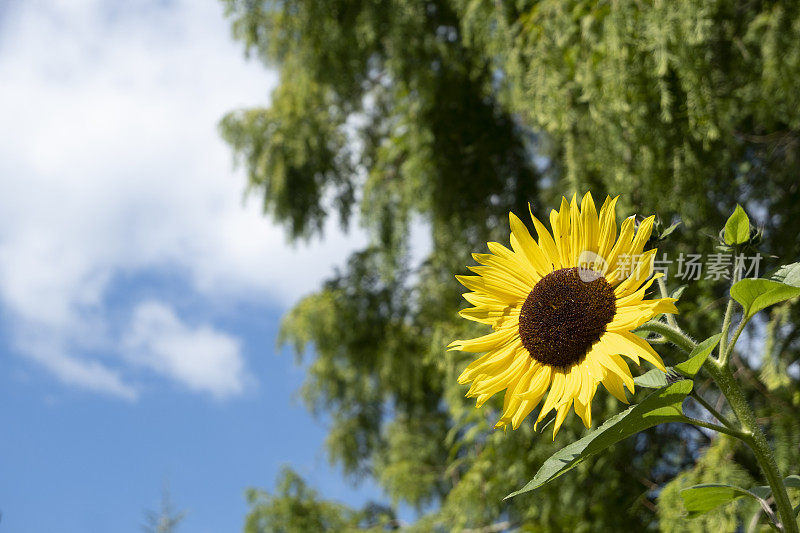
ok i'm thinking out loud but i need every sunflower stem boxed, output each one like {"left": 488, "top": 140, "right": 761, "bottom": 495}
{"left": 635, "top": 321, "right": 696, "bottom": 353}
{"left": 704, "top": 360, "right": 798, "bottom": 532}
{"left": 628, "top": 253, "right": 791, "bottom": 529}
{"left": 656, "top": 277, "right": 679, "bottom": 329}
{"left": 718, "top": 298, "right": 736, "bottom": 362}
{"left": 689, "top": 390, "right": 736, "bottom": 430}
{"left": 720, "top": 313, "right": 749, "bottom": 367}
{"left": 678, "top": 414, "right": 748, "bottom": 439}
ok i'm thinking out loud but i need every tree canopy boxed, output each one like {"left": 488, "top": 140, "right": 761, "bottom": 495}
{"left": 220, "top": 0, "right": 800, "bottom": 530}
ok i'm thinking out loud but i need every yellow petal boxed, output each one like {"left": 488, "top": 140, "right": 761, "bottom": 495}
{"left": 458, "top": 304, "right": 516, "bottom": 327}
{"left": 608, "top": 298, "right": 678, "bottom": 331}
{"left": 497, "top": 364, "right": 537, "bottom": 426}
{"left": 529, "top": 204, "right": 561, "bottom": 270}
{"left": 509, "top": 212, "right": 553, "bottom": 276}
{"left": 536, "top": 368, "right": 566, "bottom": 428}
{"left": 468, "top": 352, "right": 530, "bottom": 397}
{"left": 569, "top": 194, "right": 582, "bottom": 265}
{"left": 517, "top": 364, "right": 552, "bottom": 400}
{"left": 486, "top": 241, "right": 541, "bottom": 283}
{"left": 471, "top": 252, "right": 538, "bottom": 287}
{"left": 577, "top": 364, "right": 593, "bottom": 406}
{"left": 596, "top": 352, "right": 635, "bottom": 392}
{"left": 604, "top": 216, "right": 635, "bottom": 277}
{"left": 551, "top": 197, "right": 572, "bottom": 267}
{"left": 581, "top": 192, "right": 599, "bottom": 255}
{"left": 552, "top": 400, "right": 573, "bottom": 439}
{"left": 603, "top": 331, "right": 667, "bottom": 372}
{"left": 455, "top": 274, "right": 526, "bottom": 303}
{"left": 561, "top": 364, "right": 580, "bottom": 406}
{"left": 474, "top": 393, "right": 492, "bottom": 408}
{"left": 457, "top": 339, "right": 519, "bottom": 383}
{"left": 574, "top": 395, "right": 591, "bottom": 428}
{"left": 615, "top": 274, "right": 660, "bottom": 307}
{"left": 467, "top": 265, "right": 533, "bottom": 297}
{"left": 462, "top": 291, "right": 508, "bottom": 306}
{"left": 511, "top": 398, "right": 539, "bottom": 429}
{"left": 628, "top": 215, "right": 656, "bottom": 259}
{"left": 448, "top": 324, "right": 517, "bottom": 353}
{"left": 597, "top": 196, "right": 620, "bottom": 261}
{"left": 584, "top": 347, "right": 607, "bottom": 381}
{"left": 613, "top": 249, "right": 657, "bottom": 297}
{"left": 600, "top": 369, "right": 630, "bottom": 404}
{"left": 575, "top": 373, "right": 598, "bottom": 428}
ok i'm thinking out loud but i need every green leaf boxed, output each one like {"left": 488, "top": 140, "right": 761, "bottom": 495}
{"left": 740, "top": 476, "right": 800, "bottom": 500}
{"left": 675, "top": 334, "right": 722, "bottom": 378}
{"left": 750, "top": 485, "right": 772, "bottom": 499}
{"left": 724, "top": 205, "right": 750, "bottom": 245}
{"left": 660, "top": 220, "right": 681, "bottom": 240}
{"left": 680, "top": 483, "right": 772, "bottom": 519}
{"left": 505, "top": 380, "right": 692, "bottom": 499}
{"left": 776, "top": 475, "right": 800, "bottom": 517}
{"left": 771, "top": 263, "right": 800, "bottom": 288}
{"left": 634, "top": 368, "right": 668, "bottom": 389}
{"left": 784, "top": 474, "right": 800, "bottom": 489}
{"left": 670, "top": 284, "right": 688, "bottom": 301}
{"left": 730, "top": 279, "right": 800, "bottom": 319}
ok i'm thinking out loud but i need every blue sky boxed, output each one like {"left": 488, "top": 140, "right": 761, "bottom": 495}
{"left": 0, "top": 0, "right": 383, "bottom": 530}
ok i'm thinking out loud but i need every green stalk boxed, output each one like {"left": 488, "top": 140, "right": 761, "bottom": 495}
{"left": 656, "top": 277, "right": 679, "bottom": 329}
{"left": 705, "top": 361, "right": 798, "bottom": 533}
{"left": 638, "top": 319, "right": 797, "bottom": 531}
{"left": 690, "top": 390, "right": 736, "bottom": 430}
{"left": 636, "top": 320, "right": 696, "bottom": 353}
{"left": 677, "top": 414, "right": 748, "bottom": 440}
{"left": 718, "top": 298, "right": 735, "bottom": 360}
{"left": 720, "top": 316, "right": 749, "bottom": 367}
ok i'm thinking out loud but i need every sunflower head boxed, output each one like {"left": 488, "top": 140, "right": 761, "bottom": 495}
{"left": 448, "top": 192, "right": 677, "bottom": 438}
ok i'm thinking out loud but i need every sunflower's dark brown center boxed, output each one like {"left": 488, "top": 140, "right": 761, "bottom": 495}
{"left": 518, "top": 267, "right": 616, "bottom": 369}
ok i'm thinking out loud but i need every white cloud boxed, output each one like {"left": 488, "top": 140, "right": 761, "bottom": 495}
{"left": 123, "top": 301, "right": 247, "bottom": 398}
{"left": 0, "top": 0, "right": 368, "bottom": 398}
{"left": 14, "top": 331, "right": 139, "bottom": 401}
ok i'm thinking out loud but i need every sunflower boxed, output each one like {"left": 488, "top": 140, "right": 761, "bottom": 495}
{"left": 448, "top": 192, "right": 678, "bottom": 438}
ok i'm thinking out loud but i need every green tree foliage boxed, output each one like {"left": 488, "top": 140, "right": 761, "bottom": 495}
{"left": 220, "top": 0, "right": 800, "bottom": 530}
{"left": 657, "top": 438, "right": 757, "bottom": 533}
{"left": 244, "top": 467, "right": 396, "bottom": 532}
